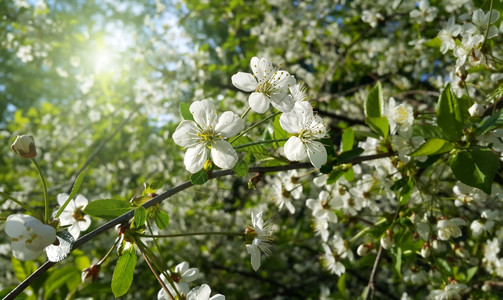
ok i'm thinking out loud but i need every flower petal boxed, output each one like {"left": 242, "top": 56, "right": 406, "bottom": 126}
{"left": 246, "top": 243, "right": 261, "bottom": 271}
{"left": 270, "top": 93, "right": 294, "bottom": 112}
{"left": 211, "top": 140, "right": 238, "bottom": 169}
{"left": 215, "top": 111, "right": 244, "bottom": 138}
{"left": 74, "top": 195, "right": 89, "bottom": 207}
{"left": 172, "top": 120, "right": 200, "bottom": 148}
{"left": 57, "top": 193, "right": 70, "bottom": 207}
{"left": 284, "top": 136, "right": 308, "bottom": 162}
{"left": 248, "top": 92, "right": 270, "bottom": 114}
{"left": 190, "top": 99, "right": 217, "bottom": 130}
{"left": 11, "top": 240, "right": 44, "bottom": 261}
{"left": 306, "top": 141, "right": 327, "bottom": 168}
{"left": 251, "top": 57, "right": 274, "bottom": 83}
{"left": 272, "top": 72, "right": 296, "bottom": 90}
{"left": 184, "top": 144, "right": 209, "bottom": 173}
{"left": 231, "top": 72, "right": 257, "bottom": 92}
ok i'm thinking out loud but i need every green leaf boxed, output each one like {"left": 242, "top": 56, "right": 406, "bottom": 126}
{"left": 365, "top": 81, "right": 383, "bottom": 118}
{"left": 179, "top": 102, "right": 194, "bottom": 121}
{"left": 45, "top": 231, "right": 75, "bottom": 262}
{"left": 233, "top": 159, "right": 249, "bottom": 177}
{"left": 343, "top": 168, "right": 354, "bottom": 181}
{"left": 399, "top": 179, "right": 414, "bottom": 205}
{"left": 111, "top": 248, "right": 137, "bottom": 298}
{"left": 424, "top": 36, "right": 442, "bottom": 48}
{"left": 327, "top": 167, "right": 345, "bottom": 185}
{"left": 437, "top": 84, "right": 467, "bottom": 141}
{"left": 341, "top": 127, "right": 354, "bottom": 152}
{"left": 190, "top": 170, "right": 208, "bottom": 185}
{"left": 134, "top": 206, "right": 147, "bottom": 228}
{"left": 475, "top": 109, "right": 503, "bottom": 135}
{"left": 409, "top": 138, "right": 454, "bottom": 156}
{"left": 337, "top": 147, "right": 365, "bottom": 163}
{"left": 83, "top": 199, "right": 134, "bottom": 218}
{"left": 44, "top": 266, "right": 80, "bottom": 299}
{"left": 466, "top": 266, "right": 478, "bottom": 282}
{"left": 365, "top": 117, "right": 389, "bottom": 138}
{"left": 154, "top": 210, "right": 170, "bottom": 229}
{"left": 273, "top": 114, "right": 288, "bottom": 140}
{"left": 337, "top": 273, "right": 347, "bottom": 297}
{"left": 412, "top": 123, "right": 446, "bottom": 139}
{"left": 449, "top": 147, "right": 499, "bottom": 194}
{"left": 391, "top": 246, "right": 402, "bottom": 277}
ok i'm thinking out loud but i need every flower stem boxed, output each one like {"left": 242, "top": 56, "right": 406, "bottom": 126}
{"left": 137, "top": 231, "right": 244, "bottom": 238}
{"left": 31, "top": 158, "right": 49, "bottom": 223}
{"left": 240, "top": 106, "right": 251, "bottom": 119}
{"left": 97, "top": 238, "right": 119, "bottom": 266}
{"left": 234, "top": 138, "right": 289, "bottom": 150}
{"left": 230, "top": 111, "right": 281, "bottom": 145}
{"left": 0, "top": 191, "right": 38, "bottom": 216}
{"left": 481, "top": 0, "right": 494, "bottom": 50}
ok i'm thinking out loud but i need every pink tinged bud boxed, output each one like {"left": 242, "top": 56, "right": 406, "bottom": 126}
{"left": 421, "top": 242, "right": 431, "bottom": 258}
{"left": 11, "top": 135, "right": 37, "bottom": 158}
{"left": 82, "top": 264, "right": 101, "bottom": 284}
{"left": 357, "top": 242, "right": 374, "bottom": 257}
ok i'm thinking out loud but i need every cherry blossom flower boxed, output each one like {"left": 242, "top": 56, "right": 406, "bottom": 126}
{"left": 270, "top": 170, "right": 302, "bottom": 214}
{"left": 438, "top": 17, "right": 461, "bottom": 54}
{"left": 186, "top": 284, "right": 225, "bottom": 300}
{"left": 56, "top": 193, "right": 91, "bottom": 239}
{"left": 4, "top": 214, "right": 56, "bottom": 261}
{"left": 409, "top": 0, "right": 438, "bottom": 23}
{"left": 306, "top": 190, "right": 340, "bottom": 241}
{"left": 231, "top": 57, "right": 296, "bottom": 113}
{"left": 279, "top": 101, "right": 327, "bottom": 168}
{"left": 172, "top": 99, "right": 244, "bottom": 173}
{"left": 437, "top": 218, "right": 466, "bottom": 240}
{"left": 158, "top": 261, "right": 200, "bottom": 299}
{"left": 245, "top": 211, "right": 273, "bottom": 271}
{"left": 429, "top": 282, "right": 467, "bottom": 300}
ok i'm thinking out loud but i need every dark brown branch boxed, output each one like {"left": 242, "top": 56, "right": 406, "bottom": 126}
{"left": 3, "top": 153, "right": 395, "bottom": 300}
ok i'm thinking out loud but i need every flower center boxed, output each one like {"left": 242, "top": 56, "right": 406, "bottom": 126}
{"left": 73, "top": 206, "right": 86, "bottom": 222}
{"left": 256, "top": 81, "right": 276, "bottom": 97}
{"left": 393, "top": 105, "right": 409, "bottom": 124}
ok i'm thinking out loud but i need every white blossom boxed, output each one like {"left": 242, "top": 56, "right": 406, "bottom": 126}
{"left": 280, "top": 101, "right": 327, "bottom": 168}
{"left": 172, "top": 99, "right": 244, "bottom": 173}
{"left": 437, "top": 218, "right": 466, "bottom": 240}
{"left": 438, "top": 17, "right": 461, "bottom": 54}
{"left": 429, "top": 283, "right": 467, "bottom": 300}
{"left": 245, "top": 211, "right": 273, "bottom": 271}
{"left": 158, "top": 262, "right": 200, "bottom": 299}
{"left": 232, "top": 57, "right": 296, "bottom": 113}
{"left": 186, "top": 284, "right": 225, "bottom": 300}
{"left": 56, "top": 193, "right": 91, "bottom": 239}
{"left": 4, "top": 214, "right": 56, "bottom": 261}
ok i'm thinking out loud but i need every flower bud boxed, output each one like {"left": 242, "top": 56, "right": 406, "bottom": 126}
{"left": 11, "top": 135, "right": 37, "bottom": 158}
{"left": 380, "top": 230, "right": 394, "bottom": 250}
{"left": 468, "top": 103, "right": 484, "bottom": 117}
{"left": 421, "top": 242, "right": 431, "bottom": 258}
{"left": 82, "top": 264, "right": 101, "bottom": 284}
{"left": 357, "top": 242, "right": 374, "bottom": 256}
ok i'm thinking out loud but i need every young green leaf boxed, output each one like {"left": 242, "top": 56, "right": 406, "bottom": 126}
{"left": 111, "top": 248, "right": 137, "bottom": 297}
{"left": 365, "top": 81, "right": 383, "bottom": 118}
{"left": 365, "top": 116, "right": 389, "bottom": 138}
{"left": 474, "top": 108, "right": 503, "bottom": 135}
{"left": 83, "top": 199, "right": 134, "bottom": 218}
{"left": 154, "top": 210, "right": 170, "bottom": 229}
{"left": 449, "top": 147, "right": 499, "bottom": 194}
{"left": 179, "top": 102, "right": 194, "bottom": 121}
{"left": 437, "top": 84, "right": 468, "bottom": 141}
{"left": 233, "top": 159, "right": 249, "bottom": 177}
{"left": 190, "top": 170, "right": 208, "bottom": 185}
{"left": 134, "top": 206, "right": 147, "bottom": 228}
{"left": 341, "top": 127, "right": 354, "bottom": 152}
{"left": 409, "top": 138, "right": 454, "bottom": 156}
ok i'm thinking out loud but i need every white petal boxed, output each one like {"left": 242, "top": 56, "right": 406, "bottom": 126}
{"left": 248, "top": 92, "right": 270, "bottom": 114}
{"left": 284, "top": 136, "right": 308, "bottom": 162}
{"left": 5, "top": 214, "right": 30, "bottom": 238}
{"left": 68, "top": 224, "right": 81, "bottom": 239}
{"left": 74, "top": 195, "right": 88, "bottom": 207}
{"left": 252, "top": 211, "right": 264, "bottom": 229}
{"left": 306, "top": 141, "right": 327, "bottom": 168}
{"left": 190, "top": 99, "right": 217, "bottom": 130}
{"left": 11, "top": 240, "right": 44, "bottom": 261}
{"left": 251, "top": 57, "right": 273, "bottom": 82}
{"left": 25, "top": 221, "right": 56, "bottom": 251}
{"left": 176, "top": 261, "right": 189, "bottom": 273}
{"left": 270, "top": 93, "right": 294, "bottom": 112}
{"left": 197, "top": 284, "right": 212, "bottom": 299}
{"left": 181, "top": 268, "right": 200, "bottom": 282}
{"left": 211, "top": 140, "right": 238, "bottom": 169}
{"left": 215, "top": 111, "right": 244, "bottom": 138}
{"left": 57, "top": 193, "right": 70, "bottom": 207}
{"left": 210, "top": 294, "right": 226, "bottom": 300}
{"left": 231, "top": 72, "right": 257, "bottom": 92}
{"left": 272, "top": 72, "right": 296, "bottom": 91}
{"left": 246, "top": 244, "right": 261, "bottom": 271}
{"left": 79, "top": 216, "right": 92, "bottom": 231}
{"left": 279, "top": 110, "right": 302, "bottom": 133}
{"left": 172, "top": 120, "right": 200, "bottom": 148}
{"left": 184, "top": 144, "right": 209, "bottom": 173}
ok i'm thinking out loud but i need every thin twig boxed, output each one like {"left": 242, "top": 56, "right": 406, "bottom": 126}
{"left": 364, "top": 243, "right": 384, "bottom": 300}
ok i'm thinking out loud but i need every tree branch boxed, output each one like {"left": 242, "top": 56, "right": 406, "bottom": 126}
{"left": 3, "top": 153, "right": 394, "bottom": 300}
